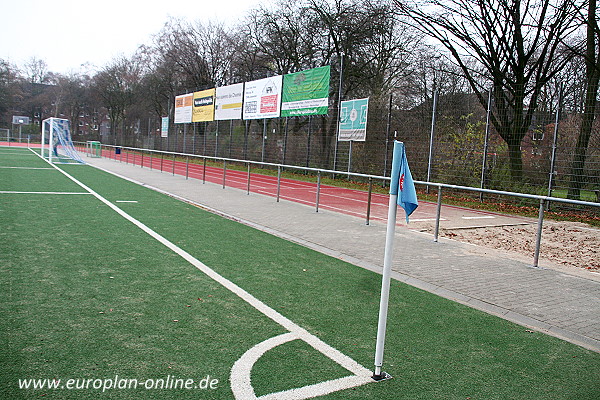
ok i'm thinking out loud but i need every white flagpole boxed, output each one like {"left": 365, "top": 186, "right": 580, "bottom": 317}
{"left": 373, "top": 187, "right": 398, "bottom": 379}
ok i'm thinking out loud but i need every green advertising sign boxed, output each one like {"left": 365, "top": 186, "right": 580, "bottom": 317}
{"left": 281, "top": 66, "right": 330, "bottom": 117}
{"left": 338, "top": 98, "right": 369, "bottom": 141}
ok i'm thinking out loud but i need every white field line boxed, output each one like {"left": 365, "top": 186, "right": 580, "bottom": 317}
{"left": 115, "top": 200, "right": 139, "bottom": 203}
{"left": 0, "top": 191, "right": 91, "bottom": 195}
{"left": 0, "top": 153, "right": 38, "bottom": 156}
{"left": 0, "top": 166, "right": 54, "bottom": 169}
{"left": 36, "top": 150, "right": 374, "bottom": 399}
{"left": 230, "top": 332, "right": 371, "bottom": 400}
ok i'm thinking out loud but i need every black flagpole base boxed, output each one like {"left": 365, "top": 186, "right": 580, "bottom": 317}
{"left": 371, "top": 371, "right": 393, "bottom": 381}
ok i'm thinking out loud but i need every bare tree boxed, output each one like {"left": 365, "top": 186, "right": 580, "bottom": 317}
{"left": 0, "top": 59, "right": 17, "bottom": 118}
{"left": 23, "top": 57, "right": 48, "bottom": 85}
{"left": 394, "top": 0, "right": 584, "bottom": 181}
{"left": 93, "top": 56, "right": 141, "bottom": 145}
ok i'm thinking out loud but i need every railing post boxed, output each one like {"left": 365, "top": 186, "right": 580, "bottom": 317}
{"left": 149, "top": 151, "right": 153, "bottom": 170}
{"left": 185, "top": 156, "right": 189, "bottom": 179}
{"left": 222, "top": 160, "right": 227, "bottom": 189}
{"left": 366, "top": 177, "right": 373, "bottom": 225}
{"left": 316, "top": 171, "right": 321, "bottom": 212}
{"left": 276, "top": 165, "right": 282, "bottom": 202}
{"left": 203, "top": 158, "right": 207, "bottom": 184}
{"left": 434, "top": 186, "right": 443, "bottom": 242}
{"left": 532, "top": 198, "right": 546, "bottom": 268}
{"left": 141, "top": 150, "right": 144, "bottom": 168}
{"left": 160, "top": 153, "right": 164, "bottom": 172}
{"left": 247, "top": 162, "right": 251, "bottom": 195}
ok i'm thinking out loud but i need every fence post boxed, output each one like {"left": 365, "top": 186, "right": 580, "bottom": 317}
{"left": 348, "top": 140, "right": 353, "bottom": 177}
{"left": 333, "top": 53, "right": 344, "bottom": 173}
{"left": 172, "top": 154, "right": 176, "bottom": 176}
{"left": 547, "top": 91, "right": 561, "bottom": 204}
{"left": 228, "top": 120, "right": 233, "bottom": 159}
{"left": 383, "top": 93, "right": 393, "bottom": 180}
{"left": 215, "top": 121, "right": 219, "bottom": 158}
{"left": 261, "top": 119, "right": 267, "bottom": 163}
{"left": 480, "top": 89, "right": 492, "bottom": 202}
{"left": 426, "top": 90, "right": 438, "bottom": 194}
{"left": 203, "top": 157, "right": 207, "bottom": 184}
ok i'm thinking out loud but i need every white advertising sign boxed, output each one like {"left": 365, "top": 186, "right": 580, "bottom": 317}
{"left": 174, "top": 93, "right": 193, "bottom": 124}
{"left": 215, "top": 83, "right": 244, "bottom": 121}
{"left": 242, "top": 75, "right": 283, "bottom": 120}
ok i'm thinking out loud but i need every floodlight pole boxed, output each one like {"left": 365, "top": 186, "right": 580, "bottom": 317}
{"left": 373, "top": 190, "right": 398, "bottom": 380}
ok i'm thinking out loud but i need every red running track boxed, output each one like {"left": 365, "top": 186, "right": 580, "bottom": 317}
{"left": 99, "top": 149, "right": 483, "bottom": 226}
{"left": 1, "top": 143, "right": 518, "bottom": 226}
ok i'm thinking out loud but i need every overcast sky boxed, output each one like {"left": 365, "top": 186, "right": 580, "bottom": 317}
{"left": 1, "top": 0, "right": 260, "bottom": 75}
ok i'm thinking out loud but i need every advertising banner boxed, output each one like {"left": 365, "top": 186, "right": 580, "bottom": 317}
{"left": 215, "top": 83, "right": 243, "bottom": 121}
{"left": 338, "top": 98, "right": 369, "bottom": 141}
{"left": 192, "top": 89, "right": 215, "bottom": 122}
{"left": 281, "top": 66, "right": 330, "bottom": 117}
{"left": 161, "top": 117, "right": 169, "bottom": 137}
{"left": 243, "top": 75, "right": 283, "bottom": 119}
{"left": 174, "top": 93, "right": 193, "bottom": 124}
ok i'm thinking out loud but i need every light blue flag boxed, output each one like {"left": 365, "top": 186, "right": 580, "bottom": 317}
{"left": 389, "top": 141, "right": 418, "bottom": 222}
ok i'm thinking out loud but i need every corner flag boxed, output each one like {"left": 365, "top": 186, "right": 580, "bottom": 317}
{"left": 373, "top": 141, "right": 418, "bottom": 381}
{"left": 389, "top": 141, "right": 418, "bottom": 222}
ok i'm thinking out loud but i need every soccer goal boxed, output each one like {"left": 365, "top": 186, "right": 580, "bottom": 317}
{"left": 41, "top": 118, "right": 85, "bottom": 164}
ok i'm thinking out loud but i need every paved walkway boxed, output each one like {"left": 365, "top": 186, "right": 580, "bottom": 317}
{"left": 85, "top": 156, "right": 600, "bottom": 353}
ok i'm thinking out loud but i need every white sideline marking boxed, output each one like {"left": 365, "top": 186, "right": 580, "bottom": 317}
{"left": 33, "top": 149, "right": 373, "bottom": 399}
{"left": 0, "top": 166, "right": 54, "bottom": 169}
{"left": 462, "top": 216, "right": 495, "bottom": 220}
{"left": 0, "top": 191, "right": 91, "bottom": 195}
{"left": 115, "top": 200, "right": 138, "bottom": 203}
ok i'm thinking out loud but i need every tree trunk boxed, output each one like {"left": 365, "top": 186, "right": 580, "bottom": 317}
{"left": 568, "top": 0, "right": 599, "bottom": 200}
{"left": 507, "top": 138, "right": 524, "bottom": 182}
{"left": 567, "top": 83, "right": 598, "bottom": 199}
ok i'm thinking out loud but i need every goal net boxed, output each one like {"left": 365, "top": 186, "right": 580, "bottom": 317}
{"left": 41, "top": 118, "right": 84, "bottom": 164}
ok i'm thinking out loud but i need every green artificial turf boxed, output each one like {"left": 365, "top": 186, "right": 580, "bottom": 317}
{"left": 1, "top": 149, "right": 599, "bottom": 399}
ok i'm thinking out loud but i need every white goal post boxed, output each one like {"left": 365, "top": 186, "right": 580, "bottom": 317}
{"left": 41, "top": 118, "right": 85, "bottom": 164}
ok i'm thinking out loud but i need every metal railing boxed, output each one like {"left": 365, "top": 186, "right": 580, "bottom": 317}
{"left": 76, "top": 142, "right": 599, "bottom": 269}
